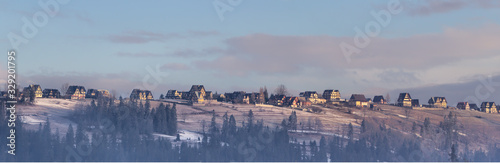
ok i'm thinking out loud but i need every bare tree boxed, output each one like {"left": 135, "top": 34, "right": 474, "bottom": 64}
{"left": 386, "top": 93, "right": 391, "bottom": 104}
{"left": 61, "top": 83, "right": 69, "bottom": 96}
{"left": 274, "top": 84, "right": 288, "bottom": 96}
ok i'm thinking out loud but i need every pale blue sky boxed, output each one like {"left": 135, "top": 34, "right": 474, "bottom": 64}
{"left": 1, "top": 0, "right": 500, "bottom": 105}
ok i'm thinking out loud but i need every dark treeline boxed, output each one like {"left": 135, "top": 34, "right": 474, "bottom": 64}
{"left": 2, "top": 99, "right": 500, "bottom": 161}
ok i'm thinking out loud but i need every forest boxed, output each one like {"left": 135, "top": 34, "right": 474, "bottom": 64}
{"left": 1, "top": 98, "right": 500, "bottom": 162}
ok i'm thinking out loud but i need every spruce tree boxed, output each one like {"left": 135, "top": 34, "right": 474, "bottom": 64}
{"left": 66, "top": 124, "right": 75, "bottom": 147}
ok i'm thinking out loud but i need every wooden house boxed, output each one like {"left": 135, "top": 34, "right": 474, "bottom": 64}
{"left": 349, "top": 94, "right": 368, "bottom": 107}
{"left": 428, "top": 97, "right": 447, "bottom": 108}
{"left": 23, "top": 84, "right": 43, "bottom": 98}
{"left": 301, "top": 91, "right": 325, "bottom": 104}
{"left": 166, "top": 90, "right": 182, "bottom": 99}
{"left": 230, "top": 91, "right": 246, "bottom": 104}
{"left": 86, "top": 89, "right": 111, "bottom": 99}
{"left": 205, "top": 91, "right": 213, "bottom": 100}
{"left": 456, "top": 102, "right": 470, "bottom": 110}
{"left": 42, "top": 89, "right": 61, "bottom": 98}
{"left": 481, "top": 102, "right": 497, "bottom": 113}
{"left": 66, "top": 86, "right": 86, "bottom": 100}
{"left": 412, "top": 99, "right": 420, "bottom": 107}
{"left": 469, "top": 103, "right": 480, "bottom": 111}
{"left": 284, "top": 97, "right": 300, "bottom": 108}
{"left": 397, "top": 93, "right": 412, "bottom": 107}
{"left": 189, "top": 85, "right": 206, "bottom": 103}
{"left": 373, "top": 95, "right": 386, "bottom": 104}
{"left": 130, "top": 89, "right": 153, "bottom": 101}
{"left": 323, "top": 90, "right": 341, "bottom": 101}
{"left": 269, "top": 94, "right": 286, "bottom": 106}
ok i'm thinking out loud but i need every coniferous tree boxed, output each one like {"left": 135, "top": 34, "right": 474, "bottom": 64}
{"left": 317, "top": 136, "right": 328, "bottom": 162}
{"left": 228, "top": 115, "right": 236, "bottom": 136}
{"left": 450, "top": 144, "right": 458, "bottom": 162}
{"left": 247, "top": 110, "right": 254, "bottom": 130}
{"left": 361, "top": 119, "right": 367, "bottom": 134}
{"left": 66, "top": 124, "right": 75, "bottom": 147}
{"left": 288, "top": 111, "right": 297, "bottom": 130}
{"left": 145, "top": 99, "right": 151, "bottom": 110}
{"left": 348, "top": 123, "right": 354, "bottom": 142}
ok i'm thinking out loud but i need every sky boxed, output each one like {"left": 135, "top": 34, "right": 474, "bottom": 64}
{"left": 1, "top": 0, "right": 500, "bottom": 106}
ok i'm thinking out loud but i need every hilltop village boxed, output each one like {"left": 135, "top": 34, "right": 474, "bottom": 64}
{"left": 3, "top": 84, "right": 498, "bottom": 114}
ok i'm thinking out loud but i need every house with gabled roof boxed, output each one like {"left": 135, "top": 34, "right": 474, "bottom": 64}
{"left": 166, "top": 90, "right": 182, "bottom": 99}
{"left": 42, "top": 89, "right": 60, "bottom": 98}
{"left": 481, "top": 102, "right": 497, "bottom": 113}
{"left": 412, "top": 99, "right": 420, "bottom": 107}
{"left": 269, "top": 94, "right": 286, "bottom": 106}
{"left": 130, "top": 89, "right": 153, "bottom": 101}
{"left": 469, "top": 103, "right": 480, "bottom": 111}
{"left": 23, "top": 84, "right": 43, "bottom": 99}
{"left": 86, "top": 89, "right": 111, "bottom": 99}
{"left": 373, "top": 95, "right": 386, "bottom": 104}
{"left": 349, "top": 94, "right": 368, "bottom": 107}
{"left": 323, "top": 90, "right": 341, "bottom": 101}
{"left": 301, "top": 91, "right": 326, "bottom": 104}
{"left": 397, "top": 93, "right": 412, "bottom": 107}
{"left": 66, "top": 86, "right": 86, "bottom": 100}
{"left": 457, "top": 102, "right": 470, "bottom": 110}
{"left": 189, "top": 85, "right": 206, "bottom": 103}
{"left": 284, "top": 97, "right": 300, "bottom": 108}
{"left": 429, "top": 97, "right": 447, "bottom": 108}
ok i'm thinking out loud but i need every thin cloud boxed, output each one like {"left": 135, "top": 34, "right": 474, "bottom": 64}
{"left": 106, "top": 30, "right": 219, "bottom": 44}
{"left": 75, "top": 13, "right": 93, "bottom": 25}
{"left": 116, "top": 52, "right": 163, "bottom": 57}
{"left": 407, "top": 0, "right": 500, "bottom": 16}
{"left": 115, "top": 47, "right": 224, "bottom": 58}
{"left": 161, "top": 63, "right": 191, "bottom": 71}
{"left": 197, "top": 24, "right": 500, "bottom": 76}
{"left": 106, "top": 31, "right": 180, "bottom": 44}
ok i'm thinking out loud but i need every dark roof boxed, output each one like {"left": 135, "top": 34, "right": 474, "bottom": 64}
{"left": 412, "top": 99, "right": 420, "bottom": 106}
{"left": 350, "top": 94, "right": 367, "bottom": 102}
{"left": 67, "top": 86, "right": 85, "bottom": 94}
{"left": 429, "top": 97, "right": 446, "bottom": 104}
{"left": 457, "top": 102, "right": 469, "bottom": 109}
{"left": 397, "top": 93, "right": 411, "bottom": 102}
{"left": 190, "top": 85, "right": 205, "bottom": 92}
{"left": 302, "top": 91, "right": 318, "bottom": 98}
{"left": 29, "top": 84, "right": 41, "bottom": 90}
{"left": 469, "top": 103, "right": 479, "bottom": 109}
{"left": 43, "top": 89, "right": 60, "bottom": 93}
{"left": 323, "top": 90, "right": 339, "bottom": 93}
{"left": 373, "top": 95, "right": 385, "bottom": 102}
{"left": 481, "top": 102, "right": 496, "bottom": 108}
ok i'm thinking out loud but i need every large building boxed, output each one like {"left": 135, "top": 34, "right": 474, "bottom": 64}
{"left": 397, "top": 93, "right": 412, "bottom": 107}
{"left": 130, "top": 89, "right": 153, "bottom": 101}
{"left": 428, "top": 97, "right": 447, "bottom": 108}
{"left": 66, "top": 86, "right": 86, "bottom": 100}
